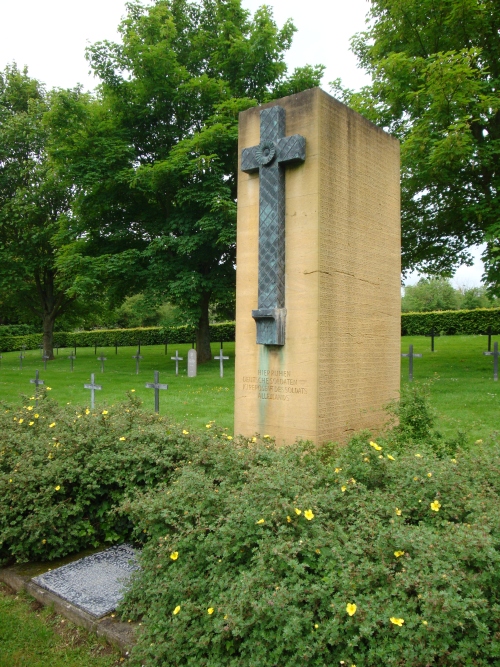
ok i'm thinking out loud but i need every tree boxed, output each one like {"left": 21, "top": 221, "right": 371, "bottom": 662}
{"left": 402, "top": 277, "right": 460, "bottom": 312}
{"left": 50, "top": 0, "right": 324, "bottom": 362}
{"left": 332, "top": 0, "right": 500, "bottom": 288}
{"left": 0, "top": 65, "right": 78, "bottom": 358}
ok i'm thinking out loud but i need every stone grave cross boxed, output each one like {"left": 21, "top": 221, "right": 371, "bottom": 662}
{"left": 241, "top": 105, "right": 306, "bottom": 345}
{"left": 171, "top": 350, "right": 183, "bottom": 376}
{"left": 214, "top": 348, "right": 229, "bottom": 378}
{"left": 483, "top": 326, "right": 499, "bottom": 353}
{"left": 68, "top": 354, "right": 76, "bottom": 372}
{"left": 98, "top": 355, "right": 107, "bottom": 373}
{"left": 84, "top": 373, "right": 102, "bottom": 410}
{"left": 145, "top": 371, "right": 168, "bottom": 413}
{"left": 484, "top": 341, "right": 499, "bottom": 382}
{"left": 42, "top": 355, "right": 49, "bottom": 371}
{"left": 132, "top": 350, "right": 143, "bottom": 375}
{"left": 425, "top": 327, "right": 440, "bottom": 352}
{"left": 18, "top": 352, "right": 25, "bottom": 370}
{"left": 30, "top": 370, "right": 44, "bottom": 407}
{"left": 401, "top": 344, "right": 422, "bottom": 382}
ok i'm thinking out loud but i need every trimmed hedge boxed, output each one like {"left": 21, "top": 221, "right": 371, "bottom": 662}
{"left": 0, "top": 322, "right": 236, "bottom": 353}
{"left": 401, "top": 307, "right": 500, "bottom": 336}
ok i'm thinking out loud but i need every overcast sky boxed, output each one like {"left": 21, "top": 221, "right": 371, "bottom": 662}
{"left": 0, "top": 0, "right": 484, "bottom": 286}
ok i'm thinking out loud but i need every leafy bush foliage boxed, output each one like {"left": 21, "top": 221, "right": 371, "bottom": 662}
{"left": 0, "top": 322, "right": 236, "bottom": 353}
{"left": 401, "top": 307, "right": 500, "bottom": 335}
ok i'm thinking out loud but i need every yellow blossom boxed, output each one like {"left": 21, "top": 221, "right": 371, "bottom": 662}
{"left": 182, "top": 430, "right": 189, "bottom": 435}
{"left": 49, "top": 422, "right": 56, "bottom": 428}
{"left": 27, "top": 406, "right": 33, "bottom": 411}
{"left": 48, "top": 453, "right": 53, "bottom": 460}
{"left": 346, "top": 603, "right": 357, "bottom": 616}
{"left": 394, "top": 551, "right": 405, "bottom": 558}
{"left": 334, "top": 467, "right": 342, "bottom": 473}
{"left": 170, "top": 552, "right": 179, "bottom": 560}
{"left": 173, "top": 605, "right": 181, "bottom": 615}
{"left": 119, "top": 437, "right": 126, "bottom": 441}
{"left": 8, "top": 479, "right": 12, "bottom": 483}
{"left": 315, "top": 549, "right": 321, "bottom": 554}
{"left": 395, "top": 508, "right": 402, "bottom": 516}
{"left": 341, "top": 486, "right": 347, "bottom": 492}
{"left": 430, "top": 500, "right": 441, "bottom": 512}
{"left": 18, "top": 419, "right": 24, "bottom": 424}
{"left": 415, "top": 454, "right": 422, "bottom": 458}
{"left": 422, "top": 620, "right": 428, "bottom": 625}
{"left": 287, "top": 516, "right": 292, "bottom": 523}
{"left": 207, "top": 608, "right": 214, "bottom": 615}
{"left": 55, "top": 485, "right": 61, "bottom": 491}
{"left": 295, "top": 508, "right": 302, "bottom": 515}
{"left": 378, "top": 455, "right": 383, "bottom": 459}
{"left": 363, "top": 457, "right": 369, "bottom": 462}
{"left": 42, "top": 539, "right": 46, "bottom": 544}
{"left": 387, "top": 455, "right": 395, "bottom": 461}
{"left": 427, "top": 473, "right": 432, "bottom": 477}
{"left": 413, "top": 476, "right": 419, "bottom": 481}
{"left": 85, "top": 409, "right": 90, "bottom": 415}
{"left": 314, "top": 623, "right": 319, "bottom": 629}
{"left": 475, "top": 439, "right": 483, "bottom": 444}
{"left": 29, "top": 421, "right": 34, "bottom": 426}
{"left": 251, "top": 437, "right": 257, "bottom": 442}
{"left": 256, "top": 518, "right": 265, "bottom": 524}
{"left": 46, "top": 387, "right": 52, "bottom": 391}
{"left": 304, "top": 509, "right": 315, "bottom": 521}
{"left": 451, "top": 458, "right": 457, "bottom": 463}
{"left": 34, "top": 414, "right": 39, "bottom": 418}
{"left": 227, "top": 436, "right": 233, "bottom": 440}
{"left": 206, "top": 424, "right": 212, "bottom": 428}
{"left": 263, "top": 435, "right": 270, "bottom": 439}
{"left": 390, "top": 617, "right": 404, "bottom": 626}
{"left": 130, "top": 389, "right": 135, "bottom": 392}
{"left": 102, "top": 410, "right": 108, "bottom": 415}
{"left": 369, "top": 441, "right": 382, "bottom": 451}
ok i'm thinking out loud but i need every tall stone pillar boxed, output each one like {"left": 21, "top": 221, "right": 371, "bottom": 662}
{"left": 234, "top": 87, "right": 400, "bottom": 445}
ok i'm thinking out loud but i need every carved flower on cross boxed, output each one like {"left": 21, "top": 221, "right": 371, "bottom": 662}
{"left": 255, "top": 141, "right": 276, "bottom": 165}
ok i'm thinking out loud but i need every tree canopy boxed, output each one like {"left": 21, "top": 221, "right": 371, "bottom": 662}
{"left": 333, "top": 0, "right": 500, "bottom": 290}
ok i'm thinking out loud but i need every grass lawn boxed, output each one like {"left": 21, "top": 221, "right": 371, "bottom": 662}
{"left": 0, "top": 335, "right": 497, "bottom": 441}
{"left": 0, "top": 584, "right": 121, "bottom": 667}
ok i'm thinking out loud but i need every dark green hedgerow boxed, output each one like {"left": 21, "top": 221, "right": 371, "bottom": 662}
{"left": 2, "top": 385, "right": 500, "bottom": 666}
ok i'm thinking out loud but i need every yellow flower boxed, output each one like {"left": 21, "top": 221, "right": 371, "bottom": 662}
{"left": 430, "top": 500, "right": 441, "bottom": 512}
{"left": 227, "top": 436, "right": 233, "bottom": 440}
{"left": 29, "top": 421, "right": 34, "bottom": 426}
{"left": 170, "top": 552, "right": 179, "bottom": 561}
{"left": 251, "top": 437, "right": 257, "bottom": 442}
{"left": 256, "top": 518, "right": 265, "bottom": 524}
{"left": 207, "top": 608, "right": 214, "bottom": 615}
{"left": 173, "top": 605, "right": 181, "bottom": 615}
{"left": 378, "top": 455, "right": 383, "bottom": 459}
{"left": 304, "top": 509, "right": 315, "bottom": 521}
{"left": 369, "top": 441, "right": 382, "bottom": 451}
{"left": 46, "top": 387, "right": 52, "bottom": 391}
{"left": 415, "top": 454, "right": 422, "bottom": 458}
{"left": 334, "top": 467, "right": 342, "bottom": 473}
{"left": 363, "top": 457, "right": 369, "bottom": 462}
{"left": 341, "top": 486, "right": 347, "bottom": 492}
{"left": 263, "top": 434, "right": 270, "bottom": 439}
{"left": 387, "top": 455, "right": 395, "bottom": 461}
{"left": 85, "top": 409, "right": 90, "bottom": 415}
{"left": 315, "top": 549, "right": 321, "bottom": 554}
{"left": 206, "top": 424, "right": 212, "bottom": 428}
{"left": 18, "top": 419, "right": 24, "bottom": 424}
{"left": 350, "top": 478, "right": 356, "bottom": 484}
{"left": 294, "top": 508, "right": 302, "bottom": 515}
{"left": 27, "top": 406, "right": 33, "bottom": 411}
{"left": 451, "top": 458, "right": 457, "bottom": 463}
{"left": 34, "top": 414, "right": 39, "bottom": 419}
{"left": 422, "top": 620, "right": 428, "bottom": 625}
{"left": 427, "top": 473, "right": 432, "bottom": 477}
{"left": 102, "top": 410, "right": 108, "bottom": 415}
{"left": 346, "top": 603, "right": 357, "bottom": 616}
{"left": 413, "top": 476, "right": 419, "bottom": 481}
{"left": 182, "top": 430, "right": 189, "bottom": 435}
{"left": 49, "top": 423, "right": 56, "bottom": 428}
{"left": 395, "top": 508, "right": 402, "bottom": 516}
{"left": 48, "top": 453, "right": 53, "bottom": 460}
{"left": 390, "top": 617, "right": 404, "bottom": 626}
{"left": 394, "top": 551, "right": 405, "bottom": 558}
{"left": 119, "top": 437, "right": 126, "bottom": 441}
{"left": 287, "top": 516, "right": 292, "bottom": 523}
{"left": 130, "top": 389, "right": 135, "bottom": 392}
{"left": 8, "top": 479, "right": 12, "bottom": 483}
{"left": 314, "top": 623, "right": 319, "bottom": 629}
{"left": 55, "top": 485, "right": 61, "bottom": 491}
{"left": 475, "top": 439, "right": 483, "bottom": 444}
{"left": 42, "top": 539, "right": 46, "bottom": 544}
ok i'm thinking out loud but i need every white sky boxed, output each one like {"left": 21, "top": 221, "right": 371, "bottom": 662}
{"left": 0, "top": 0, "right": 484, "bottom": 285}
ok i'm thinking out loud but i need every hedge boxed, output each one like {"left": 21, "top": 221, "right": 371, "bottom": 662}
{"left": 401, "top": 307, "right": 500, "bottom": 335}
{"left": 0, "top": 322, "right": 236, "bottom": 353}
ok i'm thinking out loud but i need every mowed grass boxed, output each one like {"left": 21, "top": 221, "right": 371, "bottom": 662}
{"left": 0, "top": 584, "right": 120, "bottom": 667}
{"left": 401, "top": 334, "right": 499, "bottom": 442}
{"left": 0, "top": 343, "right": 235, "bottom": 432}
{"left": 0, "top": 336, "right": 498, "bottom": 441}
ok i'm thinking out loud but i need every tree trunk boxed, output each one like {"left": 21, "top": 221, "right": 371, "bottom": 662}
{"left": 42, "top": 313, "right": 56, "bottom": 360}
{"left": 196, "top": 294, "right": 212, "bottom": 363}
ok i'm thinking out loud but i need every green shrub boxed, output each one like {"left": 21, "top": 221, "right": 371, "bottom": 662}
{"left": 401, "top": 307, "right": 500, "bottom": 335}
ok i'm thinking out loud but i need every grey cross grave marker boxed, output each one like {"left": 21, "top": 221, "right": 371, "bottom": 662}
{"left": 145, "top": 371, "right": 168, "bottom": 414}
{"left": 241, "top": 105, "right": 306, "bottom": 345}
{"left": 483, "top": 326, "right": 499, "bottom": 353}
{"left": 39, "top": 344, "right": 44, "bottom": 356}
{"left": 30, "top": 370, "right": 44, "bottom": 407}
{"left": 132, "top": 351, "right": 143, "bottom": 375}
{"left": 97, "top": 355, "right": 107, "bottom": 373}
{"left": 425, "top": 327, "right": 440, "bottom": 352}
{"left": 171, "top": 350, "right": 183, "bottom": 376}
{"left": 401, "top": 344, "right": 422, "bottom": 382}
{"left": 84, "top": 373, "right": 102, "bottom": 410}
{"left": 42, "top": 354, "right": 50, "bottom": 371}
{"left": 484, "top": 341, "right": 499, "bottom": 381}
{"left": 18, "top": 352, "right": 25, "bottom": 370}
{"left": 68, "top": 354, "right": 76, "bottom": 372}
{"left": 215, "top": 348, "right": 229, "bottom": 378}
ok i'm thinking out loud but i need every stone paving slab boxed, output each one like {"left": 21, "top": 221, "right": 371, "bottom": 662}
{"left": 32, "top": 544, "right": 139, "bottom": 618}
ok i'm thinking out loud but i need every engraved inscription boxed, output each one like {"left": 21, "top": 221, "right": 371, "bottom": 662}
{"left": 242, "top": 369, "right": 307, "bottom": 401}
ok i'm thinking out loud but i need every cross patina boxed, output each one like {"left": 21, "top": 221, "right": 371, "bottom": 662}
{"left": 241, "top": 105, "right": 306, "bottom": 345}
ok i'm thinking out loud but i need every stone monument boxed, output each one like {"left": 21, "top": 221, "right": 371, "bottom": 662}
{"left": 234, "top": 88, "right": 401, "bottom": 445}
{"left": 187, "top": 348, "right": 197, "bottom": 377}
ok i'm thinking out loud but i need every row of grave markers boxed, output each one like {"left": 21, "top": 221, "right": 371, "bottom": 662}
{"left": 402, "top": 340, "right": 499, "bottom": 382}
{"left": 14, "top": 346, "right": 231, "bottom": 378}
